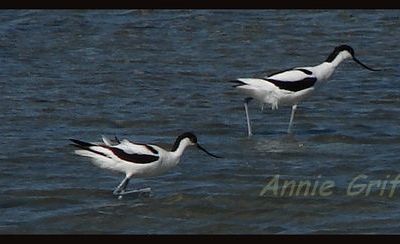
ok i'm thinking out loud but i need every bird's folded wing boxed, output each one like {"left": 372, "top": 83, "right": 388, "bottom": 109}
{"left": 106, "top": 146, "right": 160, "bottom": 164}
{"left": 266, "top": 69, "right": 314, "bottom": 81}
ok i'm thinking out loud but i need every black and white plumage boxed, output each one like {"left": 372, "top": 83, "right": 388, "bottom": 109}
{"left": 70, "top": 132, "right": 221, "bottom": 197}
{"left": 231, "top": 44, "right": 380, "bottom": 136}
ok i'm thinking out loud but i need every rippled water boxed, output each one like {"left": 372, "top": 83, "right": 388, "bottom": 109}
{"left": 1, "top": 10, "right": 400, "bottom": 234}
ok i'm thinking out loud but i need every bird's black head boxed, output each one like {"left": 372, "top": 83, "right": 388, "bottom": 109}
{"left": 179, "top": 132, "right": 198, "bottom": 144}
{"left": 325, "top": 44, "right": 380, "bottom": 71}
{"left": 326, "top": 44, "right": 355, "bottom": 62}
{"left": 171, "top": 132, "right": 221, "bottom": 158}
{"left": 335, "top": 45, "right": 355, "bottom": 56}
{"left": 172, "top": 132, "right": 197, "bottom": 151}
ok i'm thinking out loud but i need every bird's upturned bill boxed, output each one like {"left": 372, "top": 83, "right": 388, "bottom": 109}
{"left": 197, "top": 144, "right": 222, "bottom": 158}
{"left": 353, "top": 57, "right": 380, "bottom": 71}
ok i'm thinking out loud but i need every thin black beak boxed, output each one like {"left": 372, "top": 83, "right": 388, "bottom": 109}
{"left": 353, "top": 57, "right": 380, "bottom": 71}
{"left": 197, "top": 144, "right": 222, "bottom": 158}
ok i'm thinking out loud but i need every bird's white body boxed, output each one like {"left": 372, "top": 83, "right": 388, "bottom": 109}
{"left": 74, "top": 137, "right": 193, "bottom": 178}
{"left": 234, "top": 78, "right": 314, "bottom": 110}
{"left": 235, "top": 56, "right": 348, "bottom": 110}
{"left": 70, "top": 132, "right": 220, "bottom": 196}
{"left": 231, "top": 45, "right": 377, "bottom": 135}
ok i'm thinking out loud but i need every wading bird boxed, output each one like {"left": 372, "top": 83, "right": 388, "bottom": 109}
{"left": 70, "top": 132, "right": 221, "bottom": 197}
{"left": 230, "top": 45, "right": 380, "bottom": 136}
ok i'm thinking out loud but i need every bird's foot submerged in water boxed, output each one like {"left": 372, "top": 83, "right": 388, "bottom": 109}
{"left": 114, "top": 187, "right": 152, "bottom": 199}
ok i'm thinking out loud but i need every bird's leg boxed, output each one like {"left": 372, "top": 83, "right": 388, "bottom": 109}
{"left": 113, "top": 177, "right": 151, "bottom": 199}
{"left": 287, "top": 104, "right": 298, "bottom": 134}
{"left": 121, "top": 187, "right": 152, "bottom": 195}
{"left": 244, "top": 97, "right": 253, "bottom": 137}
{"left": 117, "top": 187, "right": 151, "bottom": 199}
{"left": 113, "top": 177, "right": 130, "bottom": 195}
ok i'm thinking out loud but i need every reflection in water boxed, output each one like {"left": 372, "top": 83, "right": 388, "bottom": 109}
{"left": 248, "top": 134, "right": 304, "bottom": 153}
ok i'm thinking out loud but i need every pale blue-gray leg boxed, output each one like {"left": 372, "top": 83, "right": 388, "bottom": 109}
{"left": 117, "top": 186, "right": 152, "bottom": 199}
{"left": 113, "top": 176, "right": 152, "bottom": 199}
{"left": 244, "top": 97, "right": 253, "bottom": 137}
{"left": 113, "top": 177, "right": 130, "bottom": 195}
{"left": 120, "top": 188, "right": 152, "bottom": 195}
{"left": 287, "top": 104, "right": 298, "bottom": 134}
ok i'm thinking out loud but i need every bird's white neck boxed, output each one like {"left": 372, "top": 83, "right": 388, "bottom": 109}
{"left": 312, "top": 52, "right": 352, "bottom": 82}
{"left": 170, "top": 138, "right": 192, "bottom": 158}
{"left": 158, "top": 138, "right": 192, "bottom": 169}
{"left": 329, "top": 51, "right": 351, "bottom": 68}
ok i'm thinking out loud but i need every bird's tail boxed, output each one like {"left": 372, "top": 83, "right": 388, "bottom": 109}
{"left": 70, "top": 139, "right": 95, "bottom": 148}
{"left": 69, "top": 139, "right": 108, "bottom": 157}
{"left": 70, "top": 138, "right": 126, "bottom": 173}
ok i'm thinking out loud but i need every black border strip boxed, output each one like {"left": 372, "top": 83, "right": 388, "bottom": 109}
{"left": 1, "top": 0, "right": 400, "bottom": 9}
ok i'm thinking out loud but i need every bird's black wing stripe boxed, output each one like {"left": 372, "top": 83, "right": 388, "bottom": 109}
{"left": 229, "top": 80, "right": 247, "bottom": 87}
{"left": 134, "top": 143, "right": 159, "bottom": 154}
{"left": 295, "top": 68, "right": 313, "bottom": 75}
{"left": 266, "top": 77, "right": 317, "bottom": 92}
{"left": 69, "top": 139, "right": 109, "bottom": 158}
{"left": 267, "top": 68, "right": 294, "bottom": 77}
{"left": 70, "top": 139, "right": 95, "bottom": 148}
{"left": 145, "top": 145, "right": 158, "bottom": 154}
{"left": 108, "top": 147, "right": 159, "bottom": 164}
